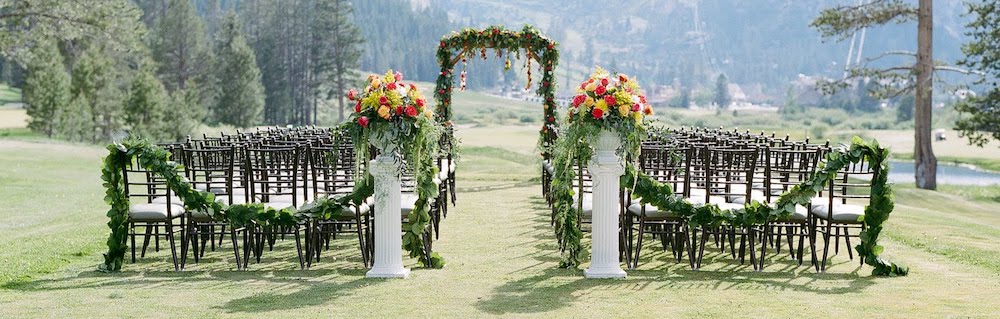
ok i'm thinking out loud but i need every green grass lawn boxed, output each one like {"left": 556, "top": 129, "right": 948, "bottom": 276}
{"left": 0, "top": 84, "right": 21, "bottom": 108}
{"left": 1, "top": 125, "right": 999, "bottom": 317}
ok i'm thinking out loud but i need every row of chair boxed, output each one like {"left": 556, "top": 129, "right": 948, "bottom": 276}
{"left": 122, "top": 126, "right": 457, "bottom": 271}
{"left": 542, "top": 127, "right": 873, "bottom": 272}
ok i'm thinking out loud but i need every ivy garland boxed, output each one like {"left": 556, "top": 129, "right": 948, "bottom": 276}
{"left": 555, "top": 132, "right": 908, "bottom": 276}
{"left": 435, "top": 24, "right": 560, "bottom": 151}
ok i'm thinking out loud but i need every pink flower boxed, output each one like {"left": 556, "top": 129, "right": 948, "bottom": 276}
{"left": 601, "top": 78, "right": 609, "bottom": 86}
{"left": 632, "top": 103, "right": 641, "bottom": 112}
{"left": 394, "top": 71, "right": 404, "bottom": 82}
{"left": 358, "top": 116, "right": 369, "bottom": 127}
{"left": 639, "top": 95, "right": 647, "bottom": 104}
{"left": 379, "top": 96, "right": 389, "bottom": 105}
{"left": 354, "top": 101, "right": 362, "bottom": 113}
{"left": 595, "top": 85, "right": 607, "bottom": 96}
{"left": 592, "top": 108, "right": 604, "bottom": 119}
{"left": 604, "top": 95, "right": 617, "bottom": 106}
{"left": 580, "top": 82, "right": 587, "bottom": 90}
{"left": 572, "top": 94, "right": 586, "bottom": 107}
{"left": 347, "top": 89, "right": 357, "bottom": 101}
{"left": 410, "top": 83, "right": 417, "bottom": 90}
{"left": 405, "top": 105, "right": 418, "bottom": 117}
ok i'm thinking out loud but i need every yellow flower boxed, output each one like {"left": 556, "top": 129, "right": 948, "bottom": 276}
{"left": 618, "top": 104, "right": 629, "bottom": 116}
{"left": 377, "top": 105, "right": 391, "bottom": 119}
{"left": 584, "top": 96, "right": 595, "bottom": 108}
{"left": 595, "top": 100, "right": 608, "bottom": 112}
{"left": 423, "top": 108, "right": 433, "bottom": 118}
{"left": 632, "top": 111, "right": 642, "bottom": 123}
{"left": 371, "top": 77, "right": 382, "bottom": 88}
{"left": 384, "top": 70, "right": 395, "bottom": 83}
{"left": 585, "top": 82, "right": 597, "bottom": 92}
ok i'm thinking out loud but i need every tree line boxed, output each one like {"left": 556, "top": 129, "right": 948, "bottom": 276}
{"left": 3, "top": 0, "right": 365, "bottom": 142}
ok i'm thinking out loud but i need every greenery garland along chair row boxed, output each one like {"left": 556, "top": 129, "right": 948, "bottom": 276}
{"left": 546, "top": 68, "right": 906, "bottom": 276}
{"left": 99, "top": 128, "right": 445, "bottom": 271}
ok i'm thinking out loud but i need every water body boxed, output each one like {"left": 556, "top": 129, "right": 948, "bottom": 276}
{"left": 888, "top": 160, "right": 1000, "bottom": 186}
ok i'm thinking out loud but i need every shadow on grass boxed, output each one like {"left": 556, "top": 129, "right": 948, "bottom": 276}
{"left": 476, "top": 195, "right": 877, "bottom": 315}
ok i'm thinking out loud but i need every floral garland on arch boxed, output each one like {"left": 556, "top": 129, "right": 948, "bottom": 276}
{"left": 434, "top": 24, "right": 560, "bottom": 155}
{"left": 346, "top": 70, "right": 445, "bottom": 268}
{"left": 552, "top": 67, "right": 653, "bottom": 267}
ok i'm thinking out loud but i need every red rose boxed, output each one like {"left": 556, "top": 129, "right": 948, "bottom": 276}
{"left": 440, "top": 41, "right": 445, "bottom": 48}
{"left": 439, "top": 89, "right": 446, "bottom": 94}
{"left": 619, "top": 75, "right": 628, "bottom": 83}
{"left": 592, "top": 108, "right": 604, "bottom": 119}
{"left": 632, "top": 103, "right": 641, "bottom": 112}
{"left": 595, "top": 85, "right": 607, "bottom": 95}
{"left": 493, "top": 29, "right": 499, "bottom": 35}
{"left": 386, "top": 82, "right": 397, "bottom": 90}
{"left": 572, "top": 94, "right": 586, "bottom": 107}
{"left": 604, "top": 95, "right": 617, "bottom": 106}
{"left": 358, "top": 116, "right": 369, "bottom": 127}
{"left": 416, "top": 98, "right": 426, "bottom": 107}
{"left": 396, "top": 106, "right": 404, "bottom": 115}
{"left": 405, "top": 105, "right": 418, "bottom": 117}
{"left": 347, "top": 89, "right": 357, "bottom": 101}
{"left": 394, "top": 72, "right": 404, "bottom": 82}
{"left": 547, "top": 43, "right": 554, "bottom": 50}
{"left": 601, "top": 78, "right": 609, "bottom": 86}
{"left": 379, "top": 96, "right": 389, "bottom": 105}
{"left": 354, "top": 101, "right": 362, "bottom": 113}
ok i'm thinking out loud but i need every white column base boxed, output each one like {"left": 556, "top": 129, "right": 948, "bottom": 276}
{"left": 366, "top": 267, "right": 410, "bottom": 279}
{"left": 585, "top": 129, "right": 627, "bottom": 279}
{"left": 584, "top": 266, "right": 627, "bottom": 279}
{"left": 366, "top": 151, "right": 409, "bottom": 279}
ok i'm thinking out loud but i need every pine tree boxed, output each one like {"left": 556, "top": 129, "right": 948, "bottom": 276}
{"left": 317, "top": 0, "right": 364, "bottom": 122}
{"left": 69, "top": 44, "right": 124, "bottom": 142}
{"left": 714, "top": 74, "right": 730, "bottom": 109}
{"left": 955, "top": 1, "right": 1000, "bottom": 147}
{"left": 164, "top": 87, "right": 204, "bottom": 141}
{"left": 23, "top": 39, "right": 71, "bottom": 137}
{"left": 125, "top": 64, "right": 171, "bottom": 140}
{"left": 213, "top": 12, "right": 264, "bottom": 128}
{"left": 151, "top": 0, "right": 212, "bottom": 93}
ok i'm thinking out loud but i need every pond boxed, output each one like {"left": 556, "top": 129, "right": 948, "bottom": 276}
{"left": 888, "top": 160, "right": 1000, "bottom": 186}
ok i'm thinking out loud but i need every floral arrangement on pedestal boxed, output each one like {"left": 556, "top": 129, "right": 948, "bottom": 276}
{"left": 552, "top": 67, "right": 654, "bottom": 267}
{"left": 345, "top": 69, "right": 445, "bottom": 268}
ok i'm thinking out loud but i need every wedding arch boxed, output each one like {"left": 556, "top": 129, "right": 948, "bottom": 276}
{"left": 433, "top": 25, "right": 561, "bottom": 149}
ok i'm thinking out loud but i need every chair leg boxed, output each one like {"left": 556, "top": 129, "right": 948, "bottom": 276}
{"left": 632, "top": 217, "right": 646, "bottom": 269}
{"left": 230, "top": 228, "right": 242, "bottom": 270}
{"left": 140, "top": 225, "right": 153, "bottom": 258}
{"left": 130, "top": 223, "right": 137, "bottom": 263}
{"left": 167, "top": 222, "right": 179, "bottom": 271}
{"left": 821, "top": 221, "right": 833, "bottom": 272}
{"left": 834, "top": 226, "right": 841, "bottom": 255}
{"left": 845, "top": 228, "right": 854, "bottom": 260}
{"left": 294, "top": 228, "right": 305, "bottom": 270}
{"left": 154, "top": 225, "right": 160, "bottom": 252}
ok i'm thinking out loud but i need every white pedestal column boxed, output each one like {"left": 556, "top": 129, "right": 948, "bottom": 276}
{"left": 584, "top": 130, "right": 627, "bottom": 279}
{"left": 366, "top": 153, "right": 410, "bottom": 279}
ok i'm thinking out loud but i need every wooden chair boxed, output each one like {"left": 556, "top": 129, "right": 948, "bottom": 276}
{"left": 810, "top": 151, "right": 873, "bottom": 272}
{"left": 123, "top": 152, "right": 185, "bottom": 271}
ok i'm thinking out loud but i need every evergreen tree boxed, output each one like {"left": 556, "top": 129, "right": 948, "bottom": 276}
{"left": 317, "top": 0, "right": 364, "bottom": 122}
{"left": 857, "top": 79, "right": 881, "bottom": 112}
{"left": 69, "top": 44, "right": 124, "bottom": 142}
{"left": 955, "top": 1, "right": 1000, "bottom": 147}
{"left": 125, "top": 64, "right": 171, "bottom": 140}
{"left": 679, "top": 86, "right": 691, "bottom": 108}
{"left": 151, "top": 0, "right": 212, "bottom": 93}
{"left": 165, "top": 87, "right": 204, "bottom": 141}
{"left": 22, "top": 39, "right": 71, "bottom": 137}
{"left": 714, "top": 74, "right": 730, "bottom": 109}
{"left": 213, "top": 12, "right": 264, "bottom": 128}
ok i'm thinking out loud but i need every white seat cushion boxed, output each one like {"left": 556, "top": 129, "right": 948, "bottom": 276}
{"left": 151, "top": 196, "right": 183, "bottom": 204}
{"left": 627, "top": 202, "right": 676, "bottom": 218}
{"left": 810, "top": 203, "right": 865, "bottom": 222}
{"left": 129, "top": 203, "right": 185, "bottom": 221}
{"left": 570, "top": 193, "right": 593, "bottom": 217}
{"left": 437, "top": 170, "right": 449, "bottom": 181}
{"left": 776, "top": 205, "right": 809, "bottom": 221}
{"left": 267, "top": 194, "right": 309, "bottom": 205}
{"left": 729, "top": 190, "right": 767, "bottom": 204}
